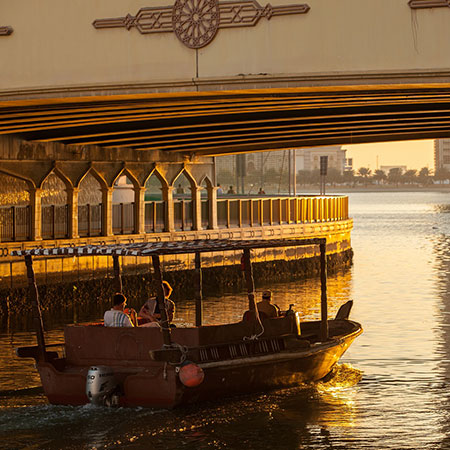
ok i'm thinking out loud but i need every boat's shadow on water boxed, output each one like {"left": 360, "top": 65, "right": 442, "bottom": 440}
{"left": 0, "top": 363, "right": 363, "bottom": 450}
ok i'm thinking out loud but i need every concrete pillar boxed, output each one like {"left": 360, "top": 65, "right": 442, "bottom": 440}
{"left": 135, "top": 186, "right": 146, "bottom": 234}
{"left": 162, "top": 186, "right": 174, "bottom": 232}
{"left": 102, "top": 187, "right": 114, "bottom": 236}
{"left": 208, "top": 186, "right": 218, "bottom": 229}
{"left": 192, "top": 185, "right": 203, "bottom": 231}
{"left": 67, "top": 187, "right": 79, "bottom": 238}
{"left": 29, "top": 187, "right": 42, "bottom": 241}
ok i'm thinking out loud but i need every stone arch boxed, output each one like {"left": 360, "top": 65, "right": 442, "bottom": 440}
{"left": 144, "top": 168, "right": 167, "bottom": 233}
{"left": 0, "top": 169, "right": 35, "bottom": 190}
{"left": 144, "top": 167, "right": 169, "bottom": 191}
{"left": 0, "top": 170, "right": 33, "bottom": 241}
{"left": 40, "top": 171, "right": 68, "bottom": 206}
{"left": 111, "top": 169, "right": 139, "bottom": 235}
{"left": 40, "top": 171, "right": 71, "bottom": 239}
{"left": 199, "top": 175, "right": 213, "bottom": 189}
{"left": 172, "top": 167, "right": 197, "bottom": 190}
{"left": 77, "top": 167, "right": 108, "bottom": 192}
{"left": 112, "top": 168, "right": 141, "bottom": 190}
{"left": 77, "top": 169, "right": 104, "bottom": 237}
{"left": 172, "top": 168, "right": 196, "bottom": 231}
{"left": 199, "top": 175, "right": 214, "bottom": 229}
{"left": 0, "top": 170, "right": 32, "bottom": 206}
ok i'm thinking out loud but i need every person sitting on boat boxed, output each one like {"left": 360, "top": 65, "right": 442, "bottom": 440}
{"left": 256, "top": 290, "right": 280, "bottom": 319}
{"left": 138, "top": 280, "right": 175, "bottom": 326}
{"left": 104, "top": 293, "right": 136, "bottom": 327}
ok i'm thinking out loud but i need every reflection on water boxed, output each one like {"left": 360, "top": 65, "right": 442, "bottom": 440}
{"left": 4, "top": 191, "right": 450, "bottom": 448}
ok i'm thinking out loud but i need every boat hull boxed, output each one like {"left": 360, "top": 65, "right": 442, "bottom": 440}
{"left": 35, "top": 326, "right": 361, "bottom": 408}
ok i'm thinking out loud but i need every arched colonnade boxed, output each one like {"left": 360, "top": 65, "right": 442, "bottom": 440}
{"left": 0, "top": 164, "right": 218, "bottom": 241}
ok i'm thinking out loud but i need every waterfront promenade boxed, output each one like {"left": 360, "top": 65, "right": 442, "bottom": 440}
{"left": 0, "top": 193, "right": 351, "bottom": 291}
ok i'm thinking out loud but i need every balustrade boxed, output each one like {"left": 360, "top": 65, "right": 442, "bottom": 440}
{"left": 0, "top": 205, "right": 30, "bottom": 242}
{"left": 0, "top": 195, "right": 348, "bottom": 242}
{"left": 112, "top": 202, "right": 135, "bottom": 235}
{"left": 41, "top": 204, "right": 69, "bottom": 239}
{"left": 78, "top": 204, "right": 102, "bottom": 237}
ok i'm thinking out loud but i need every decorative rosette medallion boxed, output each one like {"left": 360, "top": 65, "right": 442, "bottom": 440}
{"left": 93, "top": 0, "right": 310, "bottom": 49}
{"left": 172, "top": 0, "right": 221, "bottom": 48}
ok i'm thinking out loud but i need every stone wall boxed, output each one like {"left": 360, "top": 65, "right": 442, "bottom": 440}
{"left": 0, "top": 248, "right": 353, "bottom": 321}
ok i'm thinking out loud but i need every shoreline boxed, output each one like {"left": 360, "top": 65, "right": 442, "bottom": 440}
{"left": 295, "top": 185, "right": 450, "bottom": 194}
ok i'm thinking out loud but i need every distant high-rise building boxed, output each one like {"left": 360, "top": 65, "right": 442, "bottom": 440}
{"left": 434, "top": 139, "right": 450, "bottom": 171}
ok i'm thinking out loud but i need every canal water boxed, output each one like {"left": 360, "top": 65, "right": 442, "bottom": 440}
{"left": 2, "top": 191, "right": 450, "bottom": 449}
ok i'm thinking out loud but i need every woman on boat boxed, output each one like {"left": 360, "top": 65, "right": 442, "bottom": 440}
{"left": 138, "top": 281, "right": 175, "bottom": 326}
{"left": 104, "top": 293, "right": 137, "bottom": 327}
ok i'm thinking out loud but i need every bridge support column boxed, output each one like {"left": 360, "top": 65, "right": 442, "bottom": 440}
{"left": 163, "top": 186, "right": 175, "bottom": 232}
{"left": 192, "top": 185, "right": 203, "bottom": 231}
{"left": 29, "top": 188, "right": 42, "bottom": 241}
{"left": 67, "top": 187, "right": 79, "bottom": 238}
{"left": 208, "top": 186, "right": 218, "bottom": 229}
{"left": 135, "top": 186, "right": 146, "bottom": 234}
{"left": 102, "top": 187, "right": 114, "bottom": 236}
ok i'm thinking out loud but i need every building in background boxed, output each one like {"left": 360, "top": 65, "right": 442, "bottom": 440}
{"left": 216, "top": 146, "right": 347, "bottom": 177}
{"left": 215, "top": 146, "right": 347, "bottom": 194}
{"left": 434, "top": 139, "right": 450, "bottom": 171}
{"left": 295, "top": 146, "right": 347, "bottom": 173}
{"left": 380, "top": 165, "right": 407, "bottom": 174}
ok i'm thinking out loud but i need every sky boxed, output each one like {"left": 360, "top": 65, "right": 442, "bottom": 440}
{"left": 343, "top": 140, "right": 434, "bottom": 172}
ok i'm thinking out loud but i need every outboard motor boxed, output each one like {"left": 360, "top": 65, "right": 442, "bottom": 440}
{"left": 86, "top": 366, "right": 120, "bottom": 406}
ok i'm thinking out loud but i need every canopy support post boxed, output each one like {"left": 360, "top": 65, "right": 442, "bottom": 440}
{"left": 243, "top": 249, "right": 257, "bottom": 312}
{"left": 24, "top": 255, "right": 47, "bottom": 362}
{"left": 151, "top": 255, "right": 172, "bottom": 346}
{"left": 319, "top": 240, "right": 329, "bottom": 341}
{"left": 195, "top": 252, "right": 203, "bottom": 327}
{"left": 112, "top": 254, "right": 123, "bottom": 293}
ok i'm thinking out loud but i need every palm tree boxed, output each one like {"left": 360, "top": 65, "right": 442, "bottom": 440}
{"left": 373, "top": 169, "right": 387, "bottom": 185}
{"left": 403, "top": 169, "right": 417, "bottom": 184}
{"left": 388, "top": 168, "right": 403, "bottom": 186}
{"left": 357, "top": 167, "right": 371, "bottom": 185}
{"left": 418, "top": 167, "right": 431, "bottom": 186}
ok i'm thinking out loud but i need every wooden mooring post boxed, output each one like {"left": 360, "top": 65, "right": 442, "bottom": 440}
{"left": 319, "top": 241, "right": 329, "bottom": 341}
{"left": 24, "top": 255, "right": 47, "bottom": 362}
{"left": 151, "top": 255, "right": 172, "bottom": 346}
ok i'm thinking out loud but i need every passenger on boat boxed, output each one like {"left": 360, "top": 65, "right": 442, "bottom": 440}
{"left": 104, "top": 293, "right": 136, "bottom": 327}
{"left": 256, "top": 291, "right": 280, "bottom": 318}
{"left": 138, "top": 280, "right": 175, "bottom": 326}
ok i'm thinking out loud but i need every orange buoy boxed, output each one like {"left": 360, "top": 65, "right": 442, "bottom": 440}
{"left": 178, "top": 361, "right": 204, "bottom": 387}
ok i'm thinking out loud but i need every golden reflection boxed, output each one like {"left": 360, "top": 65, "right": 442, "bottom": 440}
{"left": 313, "top": 363, "right": 363, "bottom": 429}
{"left": 175, "top": 269, "right": 354, "bottom": 327}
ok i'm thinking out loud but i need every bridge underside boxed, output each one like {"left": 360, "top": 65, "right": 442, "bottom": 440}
{"left": 2, "top": 83, "right": 450, "bottom": 156}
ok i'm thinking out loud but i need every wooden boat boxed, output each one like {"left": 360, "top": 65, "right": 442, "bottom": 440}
{"left": 14, "top": 238, "right": 362, "bottom": 408}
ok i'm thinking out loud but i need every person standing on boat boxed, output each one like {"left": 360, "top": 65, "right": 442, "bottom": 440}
{"left": 104, "top": 293, "right": 136, "bottom": 327}
{"left": 256, "top": 291, "right": 280, "bottom": 318}
{"left": 138, "top": 280, "right": 175, "bottom": 326}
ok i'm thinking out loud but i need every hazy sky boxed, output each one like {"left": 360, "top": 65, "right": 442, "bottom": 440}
{"left": 344, "top": 140, "right": 434, "bottom": 171}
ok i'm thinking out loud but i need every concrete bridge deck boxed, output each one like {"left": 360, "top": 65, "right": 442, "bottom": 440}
{"left": 1, "top": 1, "right": 450, "bottom": 154}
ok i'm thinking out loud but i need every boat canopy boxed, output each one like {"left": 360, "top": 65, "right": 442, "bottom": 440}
{"left": 15, "top": 236, "right": 330, "bottom": 351}
{"left": 11, "top": 238, "right": 326, "bottom": 258}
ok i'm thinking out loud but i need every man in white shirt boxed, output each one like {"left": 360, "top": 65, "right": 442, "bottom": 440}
{"left": 104, "top": 293, "right": 135, "bottom": 327}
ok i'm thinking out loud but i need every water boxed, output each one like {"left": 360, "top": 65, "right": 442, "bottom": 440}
{"left": 2, "top": 191, "right": 450, "bottom": 449}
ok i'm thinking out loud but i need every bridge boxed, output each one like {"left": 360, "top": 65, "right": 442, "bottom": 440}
{"left": 1, "top": 0, "right": 450, "bottom": 154}
{"left": 0, "top": 0, "right": 447, "bottom": 291}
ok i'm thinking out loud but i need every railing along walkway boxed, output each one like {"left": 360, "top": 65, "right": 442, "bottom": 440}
{"left": 0, "top": 195, "right": 348, "bottom": 242}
